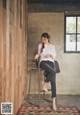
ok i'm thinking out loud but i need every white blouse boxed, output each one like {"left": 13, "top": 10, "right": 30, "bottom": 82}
{"left": 38, "top": 43, "right": 56, "bottom": 62}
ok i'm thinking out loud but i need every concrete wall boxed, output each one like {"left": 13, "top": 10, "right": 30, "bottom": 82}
{"left": 27, "top": 12, "right": 80, "bottom": 95}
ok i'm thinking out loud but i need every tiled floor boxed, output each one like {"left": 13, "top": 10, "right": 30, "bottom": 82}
{"left": 23, "top": 95, "right": 80, "bottom": 110}
{"left": 56, "top": 95, "right": 80, "bottom": 109}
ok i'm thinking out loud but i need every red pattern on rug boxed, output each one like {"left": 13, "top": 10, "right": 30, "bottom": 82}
{"left": 16, "top": 105, "right": 80, "bottom": 115}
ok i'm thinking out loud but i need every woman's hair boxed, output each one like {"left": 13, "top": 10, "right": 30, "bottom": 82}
{"left": 41, "top": 32, "right": 50, "bottom": 40}
{"left": 41, "top": 32, "right": 50, "bottom": 53}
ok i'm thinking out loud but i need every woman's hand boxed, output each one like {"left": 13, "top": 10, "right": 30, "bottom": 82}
{"left": 34, "top": 54, "right": 40, "bottom": 60}
{"left": 44, "top": 54, "right": 50, "bottom": 58}
{"left": 44, "top": 54, "right": 53, "bottom": 59}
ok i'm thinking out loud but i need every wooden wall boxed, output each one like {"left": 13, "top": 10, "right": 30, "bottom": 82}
{"left": 0, "top": 0, "right": 28, "bottom": 114}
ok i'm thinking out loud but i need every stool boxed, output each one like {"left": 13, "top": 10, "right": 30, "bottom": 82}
{"left": 27, "top": 60, "right": 45, "bottom": 106}
{"left": 27, "top": 65, "right": 41, "bottom": 100}
{"left": 27, "top": 60, "right": 52, "bottom": 106}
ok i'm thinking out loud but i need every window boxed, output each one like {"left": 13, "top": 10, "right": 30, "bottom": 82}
{"left": 64, "top": 15, "right": 80, "bottom": 53}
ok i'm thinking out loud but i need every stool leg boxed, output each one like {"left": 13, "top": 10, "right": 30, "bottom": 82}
{"left": 43, "top": 77, "right": 46, "bottom": 98}
{"left": 38, "top": 68, "right": 40, "bottom": 99}
{"left": 27, "top": 70, "right": 32, "bottom": 99}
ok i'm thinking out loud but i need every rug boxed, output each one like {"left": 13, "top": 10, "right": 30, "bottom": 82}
{"left": 17, "top": 105, "right": 80, "bottom": 115}
{"left": 26, "top": 109, "right": 71, "bottom": 115}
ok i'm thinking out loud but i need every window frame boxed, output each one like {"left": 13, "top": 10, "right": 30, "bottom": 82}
{"left": 64, "top": 14, "right": 80, "bottom": 53}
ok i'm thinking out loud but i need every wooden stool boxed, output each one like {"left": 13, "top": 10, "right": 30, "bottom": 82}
{"left": 27, "top": 60, "right": 52, "bottom": 106}
{"left": 27, "top": 65, "right": 41, "bottom": 100}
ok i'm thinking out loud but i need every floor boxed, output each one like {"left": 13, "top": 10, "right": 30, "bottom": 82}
{"left": 22, "top": 95, "right": 80, "bottom": 110}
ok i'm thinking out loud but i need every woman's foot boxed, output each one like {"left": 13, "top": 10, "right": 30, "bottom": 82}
{"left": 52, "top": 98, "right": 57, "bottom": 111}
{"left": 42, "top": 81, "right": 48, "bottom": 92}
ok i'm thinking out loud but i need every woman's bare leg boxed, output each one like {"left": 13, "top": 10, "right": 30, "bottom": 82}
{"left": 52, "top": 97, "right": 57, "bottom": 110}
{"left": 42, "top": 81, "right": 48, "bottom": 92}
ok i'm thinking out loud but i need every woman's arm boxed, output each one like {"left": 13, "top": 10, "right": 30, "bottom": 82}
{"left": 51, "top": 45, "right": 56, "bottom": 59}
{"left": 34, "top": 54, "right": 40, "bottom": 60}
{"left": 34, "top": 43, "right": 41, "bottom": 60}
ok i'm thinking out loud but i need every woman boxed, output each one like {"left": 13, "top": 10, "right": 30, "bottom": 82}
{"left": 35, "top": 32, "right": 57, "bottom": 110}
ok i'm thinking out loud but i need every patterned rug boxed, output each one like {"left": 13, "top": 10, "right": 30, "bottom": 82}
{"left": 17, "top": 105, "right": 80, "bottom": 115}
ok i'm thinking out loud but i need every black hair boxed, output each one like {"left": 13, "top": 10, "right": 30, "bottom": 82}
{"left": 41, "top": 32, "right": 50, "bottom": 53}
{"left": 41, "top": 32, "right": 50, "bottom": 40}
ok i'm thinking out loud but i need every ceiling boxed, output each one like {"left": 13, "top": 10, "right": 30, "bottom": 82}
{"left": 27, "top": 0, "right": 80, "bottom": 12}
{"left": 27, "top": 0, "right": 80, "bottom": 4}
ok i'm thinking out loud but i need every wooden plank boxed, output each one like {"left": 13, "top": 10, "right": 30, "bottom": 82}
{"left": 0, "top": 0, "right": 28, "bottom": 114}
{"left": 0, "top": 0, "right": 3, "bottom": 101}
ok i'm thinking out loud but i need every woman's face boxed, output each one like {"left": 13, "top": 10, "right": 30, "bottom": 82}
{"left": 41, "top": 37, "right": 49, "bottom": 44}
